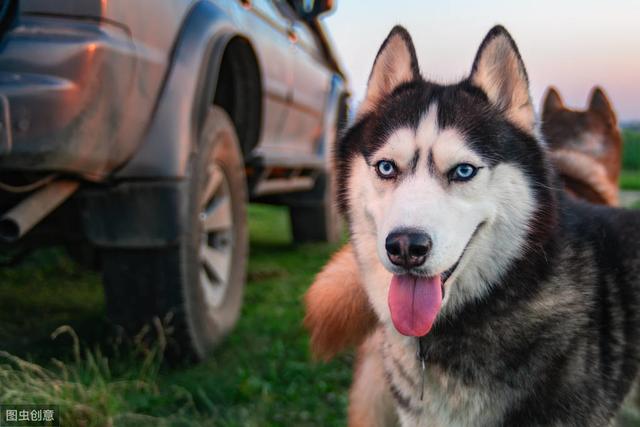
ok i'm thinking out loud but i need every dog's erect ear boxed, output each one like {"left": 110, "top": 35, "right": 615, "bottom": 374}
{"left": 542, "top": 87, "right": 564, "bottom": 120}
{"left": 470, "top": 26, "right": 535, "bottom": 133}
{"left": 359, "top": 25, "right": 420, "bottom": 115}
{"left": 588, "top": 86, "right": 617, "bottom": 124}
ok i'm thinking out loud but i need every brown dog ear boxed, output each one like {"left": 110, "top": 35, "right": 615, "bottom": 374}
{"left": 359, "top": 25, "right": 420, "bottom": 115}
{"left": 542, "top": 87, "right": 564, "bottom": 120}
{"left": 470, "top": 26, "right": 535, "bottom": 134}
{"left": 589, "top": 86, "right": 617, "bottom": 124}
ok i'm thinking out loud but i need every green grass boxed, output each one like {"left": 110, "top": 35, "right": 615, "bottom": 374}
{"left": 621, "top": 170, "right": 640, "bottom": 191}
{"left": 623, "top": 130, "right": 640, "bottom": 171}
{"left": 0, "top": 205, "right": 352, "bottom": 426}
{"left": 620, "top": 130, "right": 640, "bottom": 190}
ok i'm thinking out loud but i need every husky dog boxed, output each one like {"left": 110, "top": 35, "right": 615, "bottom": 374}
{"left": 305, "top": 25, "right": 640, "bottom": 426}
{"left": 305, "top": 89, "right": 625, "bottom": 364}
{"left": 542, "top": 86, "right": 623, "bottom": 206}
{"left": 305, "top": 89, "right": 624, "bottom": 366}
{"left": 305, "top": 87, "right": 624, "bottom": 362}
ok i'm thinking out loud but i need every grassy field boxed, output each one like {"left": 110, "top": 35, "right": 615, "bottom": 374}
{"left": 622, "top": 130, "right": 640, "bottom": 190}
{"left": 623, "top": 129, "right": 640, "bottom": 171}
{"left": 621, "top": 170, "right": 640, "bottom": 191}
{"left": 0, "top": 205, "right": 352, "bottom": 426}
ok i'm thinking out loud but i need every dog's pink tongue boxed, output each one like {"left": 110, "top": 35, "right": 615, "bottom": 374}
{"left": 388, "top": 275, "right": 442, "bottom": 337}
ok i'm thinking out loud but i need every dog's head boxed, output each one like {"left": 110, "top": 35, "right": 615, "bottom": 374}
{"left": 336, "top": 26, "right": 555, "bottom": 337}
{"left": 542, "top": 86, "right": 622, "bottom": 205}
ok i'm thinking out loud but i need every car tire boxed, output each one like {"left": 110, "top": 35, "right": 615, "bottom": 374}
{"left": 289, "top": 93, "right": 347, "bottom": 244}
{"left": 289, "top": 174, "right": 341, "bottom": 243}
{"left": 102, "top": 106, "right": 248, "bottom": 361}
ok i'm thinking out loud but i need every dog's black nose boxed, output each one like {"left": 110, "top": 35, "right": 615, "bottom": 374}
{"left": 385, "top": 229, "right": 432, "bottom": 269}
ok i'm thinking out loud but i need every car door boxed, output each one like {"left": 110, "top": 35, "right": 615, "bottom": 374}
{"left": 269, "top": 1, "right": 331, "bottom": 159}
{"left": 238, "top": 0, "right": 294, "bottom": 157}
{"left": 287, "top": 16, "right": 332, "bottom": 158}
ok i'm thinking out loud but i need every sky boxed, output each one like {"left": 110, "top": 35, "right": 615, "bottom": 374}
{"left": 322, "top": 0, "right": 640, "bottom": 122}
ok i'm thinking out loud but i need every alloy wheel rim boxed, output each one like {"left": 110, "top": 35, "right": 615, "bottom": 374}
{"left": 198, "top": 163, "right": 234, "bottom": 309}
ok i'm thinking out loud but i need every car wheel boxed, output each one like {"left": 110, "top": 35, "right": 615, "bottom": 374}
{"left": 102, "top": 106, "right": 248, "bottom": 361}
{"left": 289, "top": 93, "right": 347, "bottom": 244}
{"left": 289, "top": 174, "right": 341, "bottom": 243}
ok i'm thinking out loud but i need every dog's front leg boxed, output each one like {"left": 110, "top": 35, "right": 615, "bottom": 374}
{"left": 349, "top": 330, "right": 399, "bottom": 427}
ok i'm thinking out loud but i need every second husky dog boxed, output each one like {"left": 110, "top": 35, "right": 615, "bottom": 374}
{"left": 542, "top": 86, "right": 623, "bottom": 206}
{"left": 306, "top": 25, "right": 640, "bottom": 426}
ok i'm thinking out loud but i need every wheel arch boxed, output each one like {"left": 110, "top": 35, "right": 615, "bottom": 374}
{"left": 116, "top": 1, "right": 261, "bottom": 179}
{"left": 212, "top": 36, "right": 262, "bottom": 158}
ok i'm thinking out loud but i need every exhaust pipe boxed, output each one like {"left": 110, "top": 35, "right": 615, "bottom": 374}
{"left": 0, "top": 180, "right": 79, "bottom": 243}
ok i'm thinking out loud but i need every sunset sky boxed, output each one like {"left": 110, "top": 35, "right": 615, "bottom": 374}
{"left": 323, "top": 0, "right": 640, "bottom": 122}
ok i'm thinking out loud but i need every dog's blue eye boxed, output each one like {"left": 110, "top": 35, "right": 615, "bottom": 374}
{"left": 376, "top": 160, "right": 397, "bottom": 179}
{"left": 450, "top": 163, "right": 478, "bottom": 182}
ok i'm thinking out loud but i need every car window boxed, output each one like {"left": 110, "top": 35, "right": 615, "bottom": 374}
{"left": 286, "top": 0, "right": 319, "bottom": 17}
{"left": 271, "top": 0, "right": 298, "bottom": 22}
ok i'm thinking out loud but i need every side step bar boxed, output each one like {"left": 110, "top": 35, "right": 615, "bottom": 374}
{"left": 253, "top": 176, "right": 316, "bottom": 196}
{"left": 248, "top": 152, "right": 325, "bottom": 197}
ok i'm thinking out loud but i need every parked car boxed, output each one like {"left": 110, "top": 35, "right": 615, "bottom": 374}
{"left": 0, "top": 0, "right": 348, "bottom": 360}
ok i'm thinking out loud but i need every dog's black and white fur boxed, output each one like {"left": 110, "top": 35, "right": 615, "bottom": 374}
{"left": 334, "top": 25, "right": 640, "bottom": 426}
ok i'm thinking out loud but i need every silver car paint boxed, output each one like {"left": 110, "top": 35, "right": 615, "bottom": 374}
{"left": 1, "top": 0, "right": 344, "bottom": 180}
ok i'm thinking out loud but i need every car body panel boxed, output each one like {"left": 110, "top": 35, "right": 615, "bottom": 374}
{"left": 0, "top": 0, "right": 347, "bottom": 183}
{"left": 287, "top": 19, "right": 332, "bottom": 157}
{"left": 118, "top": 0, "right": 344, "bottom": 179}
{"left": 116, "top": 0, "right": 238, "bottom": 178}
{"left": 231, "top": 0, "right": 293, "bottom": 163}
{"left": 0, "top": 0, "right": 183, "bottom": 179}
{"left": 0, "top": 16, "right": 143, "bottom": 179}
{"left": 20, "top": 0, "right": 195, "bottom": 58}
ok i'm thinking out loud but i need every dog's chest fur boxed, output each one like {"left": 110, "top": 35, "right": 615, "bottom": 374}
{"left": 368, "top": 207, "right": 640, "bottom": 427}
{"left": 380, "top": 328, "right": 518, "bottom": 427}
